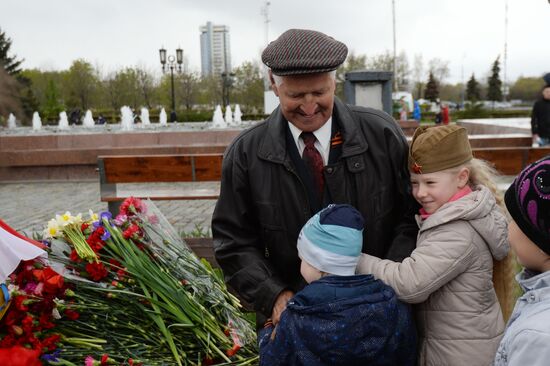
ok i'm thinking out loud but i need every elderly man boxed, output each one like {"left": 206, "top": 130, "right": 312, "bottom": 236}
{"left": 212, "top": 29, "right": 418, "bottom": 326}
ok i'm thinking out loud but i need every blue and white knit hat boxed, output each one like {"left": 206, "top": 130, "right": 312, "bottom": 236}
{"left": 297, "top": 204, "right": 364, "bottom": 276}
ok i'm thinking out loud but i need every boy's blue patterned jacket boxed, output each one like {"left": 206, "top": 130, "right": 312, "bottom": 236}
{"left": 258, "top": 274, "right": 416, "bottom": 366}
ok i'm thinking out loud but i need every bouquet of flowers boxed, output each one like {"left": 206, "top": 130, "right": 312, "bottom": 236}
{"left": 1, "top": 198, "right": 258, "bottom": 365}
{"left": 0, "top": 219, "right": 77, "bottom": 365}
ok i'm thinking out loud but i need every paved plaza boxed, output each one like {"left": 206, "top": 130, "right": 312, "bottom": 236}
{"left": 0, "top": 180, "right": 217, "bottom": 237}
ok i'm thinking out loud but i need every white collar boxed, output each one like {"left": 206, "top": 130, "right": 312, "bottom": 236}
{"left": 288, "top": 118, "right": 333, "bottom": 153}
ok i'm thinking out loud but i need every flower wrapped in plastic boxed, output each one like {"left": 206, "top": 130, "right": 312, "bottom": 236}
{"left": 45, "top": 198, "right": 258, "bottom": 365}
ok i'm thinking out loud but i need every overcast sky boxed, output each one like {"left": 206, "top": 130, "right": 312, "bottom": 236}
{"left": 1, "top": 0, "right": 548, "bottom": 84}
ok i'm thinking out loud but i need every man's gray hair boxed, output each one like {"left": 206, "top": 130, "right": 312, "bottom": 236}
{"left": 271, "top": 70, "right": 336, "bottom": 87}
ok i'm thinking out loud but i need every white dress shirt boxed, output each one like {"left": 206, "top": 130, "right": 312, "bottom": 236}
{"left": 287, "top": 118, "right": 332, "bottom": 165}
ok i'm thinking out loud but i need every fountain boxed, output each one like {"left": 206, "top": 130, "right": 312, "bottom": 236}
{"left": 211, "top": 105, "right": 227, "bottom": 128}
{"left": 7, "top": 113, "right": 16, "bottom": 129}
{"left": 83, "top": 110, "right": 95, "bottom": 128}
{"left": 58, "top": 111, "right": 69, "bottom": 130}
{"left": 120, "top": 106, "right": 134, "bottom": 131}
{"left": 140, "top": 108, "right": 151, "bottom": 125}
{"left": 234, "top": 104, "right": 242, "bottom": 123}
{"left": 32, "top": 112, "right": 42, "bottom": 131}
{"left": 224, "top": 105, "right": 233, "bottom": 125}
{"left": 159, "top": 108, "right": 167, "bottom": 125}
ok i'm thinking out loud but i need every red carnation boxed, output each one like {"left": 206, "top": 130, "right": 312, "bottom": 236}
{"left": 0, "top": 346, "right": 42, "bottom": 366}
{"left": 14, "top": 295, "right": 29, "bottom": 311}
{"left": 122, "top": 224, "right": 140, "bottom": 239}
{"left": 85, "top": 262, "right": 108, "bottom": 281}
{"left": 64, "top": 309, "right": 80, "bottom": 320}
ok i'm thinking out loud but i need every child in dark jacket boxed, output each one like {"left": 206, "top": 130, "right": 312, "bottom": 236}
{"left": 258, "top": 204, "right": 416, "bottom": 366}
{"left": 494, "top": 156, "right": 550, "bottom": 365}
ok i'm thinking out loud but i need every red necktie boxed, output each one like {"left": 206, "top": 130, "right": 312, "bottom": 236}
{"left": 301, "top": 132, "right": 324, "bottom": 201}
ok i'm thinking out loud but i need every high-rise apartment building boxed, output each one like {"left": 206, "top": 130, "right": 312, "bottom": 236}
{"left": 200, "top": 21, "right": 231, "bottom": 77}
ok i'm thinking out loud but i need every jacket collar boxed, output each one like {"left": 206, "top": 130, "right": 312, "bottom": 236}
{"left": 517, "top": 269, "right": 550, "bottom": 293}
{"left": 257, "top": 97, "right": 368, "bottom": 163}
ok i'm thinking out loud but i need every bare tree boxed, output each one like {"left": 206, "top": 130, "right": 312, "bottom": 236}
{"left": 428, "top": 58, "right": 450, "bottom": 86}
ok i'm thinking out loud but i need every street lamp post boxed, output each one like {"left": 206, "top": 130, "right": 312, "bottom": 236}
{"left": 221, "top": 71, "right": 235, "bottom": 107}
{"left": 159, "top": 47, "right": 183, "bottom": 122}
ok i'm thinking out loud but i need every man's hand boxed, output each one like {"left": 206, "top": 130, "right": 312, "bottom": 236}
{"left": 271, "top": 290, "right": 294, "bottom": 325}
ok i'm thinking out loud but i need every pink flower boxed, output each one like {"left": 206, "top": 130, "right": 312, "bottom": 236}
{"left": 85, "top": 356, "right": 96, "bottom": 366}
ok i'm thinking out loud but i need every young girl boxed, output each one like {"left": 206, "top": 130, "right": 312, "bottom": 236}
{"left": 357, "top": 125, "right": 510, "bottom": 365}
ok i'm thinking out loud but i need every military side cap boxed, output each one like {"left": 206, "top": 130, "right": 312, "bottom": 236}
{"left": 409, "top": 125, "right": 473, "bottom": 174}
{"left": 261, "top": 29, "right": 348, "bottom": 76}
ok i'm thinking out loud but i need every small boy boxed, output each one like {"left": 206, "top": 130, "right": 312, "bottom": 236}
{"left": 258, "top": 204, "right": 416, "bottom": 366}
{"left": 494, "top": 156, "right": 550, "bottom": 365}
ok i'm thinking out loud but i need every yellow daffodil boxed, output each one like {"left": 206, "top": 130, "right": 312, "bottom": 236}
{"left": 44, "top": 218, "right": 61, "bottom": 239}
{"left": 88, "top": 209, "right": 98, "bottom": 222}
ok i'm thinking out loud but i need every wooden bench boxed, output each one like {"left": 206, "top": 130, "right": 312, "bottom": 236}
{"left": 472, "top": 146, "right": 550, "bottom": 175}
{"left": 98, "top": 154, "right": 223, "bottom": 214}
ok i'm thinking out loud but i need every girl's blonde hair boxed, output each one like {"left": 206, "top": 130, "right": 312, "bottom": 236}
{"left": 453, "top": 157, "right": 515, "bottom": 321}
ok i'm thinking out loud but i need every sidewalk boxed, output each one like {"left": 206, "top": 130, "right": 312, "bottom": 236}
{"left": 0, "top": 181, "right": 217, "bottom": 237}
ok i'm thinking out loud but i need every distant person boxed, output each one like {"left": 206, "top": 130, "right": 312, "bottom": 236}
{"left": 98, "top": 115, "right": 106, "bottom": 125}
{"left": 441, "top": 103, "right": 450, "bottom": 125}
{"left": 413, "top": 100, "right": 421, "bottom": 121}
{"left": 531, "top": 83, "right": 550, "bottom": 147}
{"left": 399, "top": 97, "right": 409, "bottom": 121}
{"left": 170, "top": 110, "right": 177, "bottom": 122}
{"left": 357, "top": 125, "right": 510, "bottom": 365}
{"left": 259, "top": 204, "right": 416, "bottom": 366}
{"left": 494, "top": 156, "right": 550, "bottom": 365}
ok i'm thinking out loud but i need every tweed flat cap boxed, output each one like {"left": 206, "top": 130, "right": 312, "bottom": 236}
{"left": 262, "top": 29, "right": 348, "bottom": 76}
{"left": 409, "top": 125, "right": 473, "bottom": 174}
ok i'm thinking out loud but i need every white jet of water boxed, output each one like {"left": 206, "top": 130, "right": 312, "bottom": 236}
{"left": 120, "top": 106, "right": 134, "bottom": 131}
{"left": 7, "top": 113, "right": 16, "bottom": 129}
{"left": 211, "top": 105, "right": 227, "bottom": 128}
{"left": 83, "top": 110, "right": 95, "bottom": 127}
{"left": 32, "top": 112, "right": 42, "bottom": 131}
{"left": 140, "top": 108, "right": 151, "bottom": 125}
{"left": 224, "top": 105, "right": 234, "bottom": 125}
{"left": 159, "top": 108, "right": 167, "bottom": 125}
{"left": 234, "top": 104, "right": 242, "bottom": 123}
{"left": 58, "top": 111, "right": 69, "bottom": 129}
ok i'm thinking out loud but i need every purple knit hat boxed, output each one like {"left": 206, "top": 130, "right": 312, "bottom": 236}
{"left": 505, "top": 156, "right": 550, "bottom": 254}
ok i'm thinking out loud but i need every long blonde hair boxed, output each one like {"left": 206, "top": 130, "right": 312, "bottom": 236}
{"left": 458, "top": 158, "right": 516, "bottom": 321}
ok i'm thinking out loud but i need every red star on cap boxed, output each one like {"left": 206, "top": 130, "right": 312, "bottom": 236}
{"left": 412, "top": 162, "right": 423, "bottom": 174}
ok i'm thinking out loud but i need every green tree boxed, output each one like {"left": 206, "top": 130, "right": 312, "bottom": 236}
{"left": 64, "top": 59, "right": 99, "bottom": 110}
{"left": 136, "top": 67, "right": 156, "bottom": 109}
{"left": 440, "top": 83, "right": 464, "bottom": 103}
{"left": 175, "top": 71, "right": 199, "bottom": 111}
{"left": 335, "top": 51, "right": 367, "bottom": 99}
{"left": 0, "top": 27, "right": 23, "bottom": 75}
{"left": 487, "top": 56, "right": 503, "bottom": 102}
{"left": 424, "top": 72, "right": 439, "bottom": 102}
{"left": 43, "top": 79, "right": 64, "bottom": 118}
{"left": 509, "top": 76, "right": 545, "bottom": 102}
{"left": 232, "top": 61, "right": 265, "bottom": 113}
{"left": 466, "top": 73, "right": 481, "bottom": 102}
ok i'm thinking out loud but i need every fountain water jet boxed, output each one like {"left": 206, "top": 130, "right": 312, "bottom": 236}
{"left": 140, "top": 108, "right": 151, "bottom": 125}
{"left": 234, "top": 104, "right": 242, "bottom": 124}
{"left": 83, "top": 110, "right": 95, "bottom": 128}
{"left": 159, "top": 108, "right": 167, "bottom": 125}
{"left": 58, "top": 111, "right": 69, "bottom": 129}
{"left": 211, "top": 105, "right": 227, "bottom": 128}
{"left": 32, "top": 112, "right": 42, "bottom": 131}
{"left": 225, "top": 105, "right": 233, "bottom": 125}
{"left": 120, "top": 106, "right": 134, "bottom": 131}
{"left": 7, "top": 113, "right": 16, "bottom": 129}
